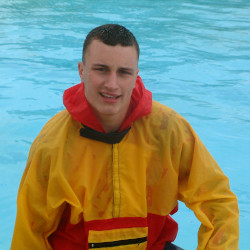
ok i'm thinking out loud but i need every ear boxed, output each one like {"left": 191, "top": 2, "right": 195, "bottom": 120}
{"left": 78, "top": 62, "right": 84, "bottom": 83}
{"left": 134, "top": 68, "right": 139, "bottom": 88}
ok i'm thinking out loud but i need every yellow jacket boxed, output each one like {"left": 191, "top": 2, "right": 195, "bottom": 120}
{"left": 11, "top": 78, "right": 239, "bottom": 250}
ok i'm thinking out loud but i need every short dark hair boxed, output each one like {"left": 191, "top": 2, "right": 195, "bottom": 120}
{"left": 82, "top": 24, "right": 140, "bottom": 62}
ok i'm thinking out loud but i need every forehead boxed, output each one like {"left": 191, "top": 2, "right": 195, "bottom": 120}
{"left": 84, "top": 39, "right": 138, "bottom": 65}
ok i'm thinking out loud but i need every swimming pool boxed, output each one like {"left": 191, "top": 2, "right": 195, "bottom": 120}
{"left": 0, "top": 0, "right": 249, "bottom": 249}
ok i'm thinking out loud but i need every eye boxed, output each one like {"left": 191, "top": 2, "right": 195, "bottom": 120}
{"left": 119, "top": 69, "right": 132, "bottom": 75}
{"left": 93, "top": 67, "right": 110, "bottom": 75}
{"left": 94, "top": 67, "right": 106, "bottom": 72}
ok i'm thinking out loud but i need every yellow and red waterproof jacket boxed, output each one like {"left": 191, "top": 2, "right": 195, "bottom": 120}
{"left": 11, "top": 76, "right": 239, "bottom": 249}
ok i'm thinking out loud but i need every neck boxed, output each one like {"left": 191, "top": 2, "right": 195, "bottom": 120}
{"left": 94, "top": 104, "right": 131, "bottom": 133}
{"left": 98, "top": 112, "right": 127, "bottom": 133}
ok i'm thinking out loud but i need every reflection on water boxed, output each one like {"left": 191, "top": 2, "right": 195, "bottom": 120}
{"left": 0, "top": 0, "right": 249, "bottom": 249}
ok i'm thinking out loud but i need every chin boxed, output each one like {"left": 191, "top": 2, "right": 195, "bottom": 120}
{"left": 101, "top": 109, "right": 119, "bottom": 116}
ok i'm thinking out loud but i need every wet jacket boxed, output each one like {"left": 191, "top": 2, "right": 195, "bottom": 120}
{"left": 11, "top": 76, "right": 239, "bottom": 250}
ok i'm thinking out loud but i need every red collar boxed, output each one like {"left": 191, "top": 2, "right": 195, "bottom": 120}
{"left": 63, "top": 76, "right": 152, "bottom": 133}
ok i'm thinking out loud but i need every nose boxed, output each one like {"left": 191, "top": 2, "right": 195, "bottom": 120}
{"left": 104, "top": 71, "right": 118, "bottom": 89}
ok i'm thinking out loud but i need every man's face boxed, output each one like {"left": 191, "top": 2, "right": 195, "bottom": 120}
{"left": 78, "top": 39, "right": 139, "bottom": 124}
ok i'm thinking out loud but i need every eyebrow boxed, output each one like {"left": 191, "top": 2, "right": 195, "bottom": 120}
{"left": 93, "top": 64, "right": 108, "bottom": 68}
{"left": 119, "top": 67, "right": 134, "bottom": 73}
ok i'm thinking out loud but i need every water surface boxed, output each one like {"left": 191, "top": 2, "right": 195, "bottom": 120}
{"left": 0, "top": 0, "right": 249, "bottom": 249}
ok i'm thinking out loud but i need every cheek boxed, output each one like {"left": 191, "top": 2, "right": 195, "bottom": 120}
{"left": 125, "top": 79, "right": 136, "bottom": 92}
{"left": 83, "top": 70, "right": 89, "bottom": 84}
{"left": 85, "top": 72, "right": 102, "bottom": 88}
{"left": 85, "top": 84, "right": 95, "bottom": 99}
{"left": 84, "top": 78, "right": 101, "bottom": 101}
{"left": 123, "top": 84, "right": 135, "bottom": 98}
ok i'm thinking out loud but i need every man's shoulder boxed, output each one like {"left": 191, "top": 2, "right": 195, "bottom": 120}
{"left": 31, "top": 109, "right": 79, "bottom": 149}
{"left": 151, "top": 100, "right": 173, "bottom": 113}
{"left": 150, "top": 100, "right": 182, "bottom": 121}
{"left": 40, "top": 109, "right": 71, "bottom": 133}
{"left": 138, "top": 100, "right": 190, "bottom": 132}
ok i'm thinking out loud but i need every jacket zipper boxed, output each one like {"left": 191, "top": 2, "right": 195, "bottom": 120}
{"left": 88, "top": 236, "right": 147, "bottom": 248}
{"left": 112, "top": 144, "right": 120, "bottom": 218}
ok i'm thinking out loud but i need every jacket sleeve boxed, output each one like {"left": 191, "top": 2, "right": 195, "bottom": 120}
{"left": 11, "top": 137, "right": 65, "bottom": 250}
{"left": 176, "top": 118, "right": 239, "bottom": 249}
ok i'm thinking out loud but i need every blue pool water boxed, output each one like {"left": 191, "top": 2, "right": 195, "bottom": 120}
{"left": 0, "top": 0, "right": 249, "bottom": 249}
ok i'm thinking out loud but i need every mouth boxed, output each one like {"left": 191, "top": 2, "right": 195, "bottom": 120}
{"left": 100, "top": 92, "right": 121, "bottom": 99}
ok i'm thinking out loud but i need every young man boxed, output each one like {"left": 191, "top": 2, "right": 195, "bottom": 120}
{"left": 11, "top": 24, "right": 239, "bottom": 249}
